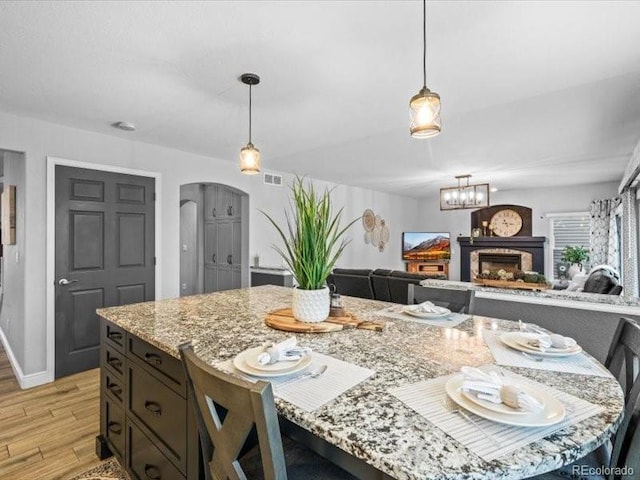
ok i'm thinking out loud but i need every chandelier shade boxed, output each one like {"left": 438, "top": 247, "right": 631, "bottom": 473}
{"left": 440, "top": 175, "right": 490, "bottom": 210}
{"left": 410, "top": 86, "right": 441, "bottom": 138}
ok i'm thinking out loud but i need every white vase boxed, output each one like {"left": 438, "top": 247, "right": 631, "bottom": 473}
{"left": 292, "top": 286, "right": 330, "bottom": 323}
{"left": 568, "top": 263, "right": 584, "bottom": 280}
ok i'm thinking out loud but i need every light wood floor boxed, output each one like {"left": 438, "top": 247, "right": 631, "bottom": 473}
{"left": 0, "top": 344, "right": 105, "bottom": 479}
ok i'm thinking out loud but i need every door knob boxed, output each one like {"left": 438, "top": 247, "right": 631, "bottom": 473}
{"left": 58, "top": 278, "right": 78, "bottom": 286}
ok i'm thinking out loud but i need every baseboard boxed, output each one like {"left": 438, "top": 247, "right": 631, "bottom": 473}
{"left": 0, "top": 326, "right": 52, "bottom": 389}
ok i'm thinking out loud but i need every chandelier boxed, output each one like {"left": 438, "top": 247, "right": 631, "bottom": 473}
{"left": 409, "top": 0, "right": 441, "bottom": 138}
{"left": 439, "top": 175, "right": 490, "bottom": 210}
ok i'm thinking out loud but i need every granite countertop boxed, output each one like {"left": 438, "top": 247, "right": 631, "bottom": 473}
{"left": 97, "top": 285, "right": 624, "bottom": 480}
{"left": 420, "top": 278, "right": 640, "bottom": 308}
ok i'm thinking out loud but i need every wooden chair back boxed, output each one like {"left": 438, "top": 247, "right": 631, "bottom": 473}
{"left": 179, "top": 343, "right": 288, "bottom": 480}
{"left": 407, "top": 284, "right": 474, "bottom": 314}
{"left": 603, "top": 317, "right": 640, "bottom": 479}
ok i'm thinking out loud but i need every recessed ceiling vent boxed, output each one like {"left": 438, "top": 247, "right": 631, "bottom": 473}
{"left": 263, "top": 172, "right": 282, "bottom": 187}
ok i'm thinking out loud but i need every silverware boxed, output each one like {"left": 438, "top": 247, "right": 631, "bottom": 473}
{"left": 278, "top": 365, "right": 328, "bottom": 387}
{"left": 441, "top": 395, "right": 503, "bottom": 447}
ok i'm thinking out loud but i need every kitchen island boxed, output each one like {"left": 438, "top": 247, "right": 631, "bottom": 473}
{"left": 97, "top": 285, "right": 624, "bottom": 480}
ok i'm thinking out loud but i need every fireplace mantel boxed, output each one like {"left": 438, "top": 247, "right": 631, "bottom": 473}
{"left": 457, "top": 236, "right": 547, "bottom": 281}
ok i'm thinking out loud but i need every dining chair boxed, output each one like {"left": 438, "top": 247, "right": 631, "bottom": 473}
{"left": 178, "top": 343, "right": 356, "bottom": 480}
{"left": 407, "top": 284, "right": 474, "bottom": 314}
{"left": 533, "top": 317, "right": 640, "bottom": 480}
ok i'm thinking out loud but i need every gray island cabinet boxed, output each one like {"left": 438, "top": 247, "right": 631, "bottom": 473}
{"left": 98, "top": 319, "right": 200, "bottom": 480}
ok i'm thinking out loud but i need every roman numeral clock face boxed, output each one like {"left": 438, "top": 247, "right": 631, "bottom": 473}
{"left": 490, "top": 209, "right": 523, "bottom": 237}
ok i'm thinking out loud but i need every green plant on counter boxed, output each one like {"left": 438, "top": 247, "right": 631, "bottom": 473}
{"left": 260, "top": 176, "right": 358, "bottom": 290}
{"left": 561, "top": 245, "right": 590, "bottom": 266}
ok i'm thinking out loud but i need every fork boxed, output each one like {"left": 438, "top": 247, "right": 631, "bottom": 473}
{"left": 277, "top": 365, "right": 328, "bottom": 388}
{"left": 441, "top": 396, "right": 503, "bottom": 447}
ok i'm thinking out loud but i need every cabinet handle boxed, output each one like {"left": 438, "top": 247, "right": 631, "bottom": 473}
{"left": 212, "top": 207, "right": 216, "bottom": 217}
{"left": 227, "top": 205, "right": 232, "bottom": 216}
{"left": 144, "top": 352, "right": 162, "bottom": 366}
{"left": 144, "top": 400, "right": 162, "bottom": 417}
{"left": 107, "top": 357, "right": 122, "bottom": 370}
{"left": 144, "top": 465, "right": 161, "bottom": 480}
{"left": 107, "top": 383, "right": 122, "bottom": 397}
{"left": 107, "top": 331, "right": 123, "bottom": 342}
{"left": 227, "top": 254, "right": 232, "bottom": 265}
{"left": 107, "top": 421, "right": 122, "bottom": 435}
{"left": 212, "top": 253, "right": 216, "bottom": 263}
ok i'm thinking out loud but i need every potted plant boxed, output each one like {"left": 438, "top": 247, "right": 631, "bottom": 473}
{"left": 561, "top": 245, "right": 590, "bottom": 279}
{"left": 261, "top": 176, "right": 357, "bottom": 322}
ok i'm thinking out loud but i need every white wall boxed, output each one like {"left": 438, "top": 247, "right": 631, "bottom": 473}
{"left": 418, "top": 182, "right": 619, "bottom": 280}
{"left": 0, "top": 150, "right": 26, "bottom": 371}
{"left": 0, "top": 111, "right": 419, "bottom": 381}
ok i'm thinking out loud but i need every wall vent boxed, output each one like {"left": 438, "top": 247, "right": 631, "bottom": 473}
{"left": 263, "top": 172, "right": 283, "bottom": 187}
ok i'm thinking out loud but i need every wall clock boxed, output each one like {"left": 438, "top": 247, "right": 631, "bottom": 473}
{"left": 490, "top": 208, "right": 523, "bottom": 237}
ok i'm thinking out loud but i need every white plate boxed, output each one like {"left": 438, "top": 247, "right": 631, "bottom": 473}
{"left": 500, "top": 332, "right": 582, "bottom": 357}
{"left": 402, "top": 305, "right": 451, "bottom": 319}
{"left": 461, "top": 383, "right": 545, "bottom": 416}
{"left": 233, "top": 347, "right": 312, "bottom": 378}
{"left": 445, "top": 375, "right": 566, "bottom": 427}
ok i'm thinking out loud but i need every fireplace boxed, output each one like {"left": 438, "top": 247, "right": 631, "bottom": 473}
{"left": 479, "top": 253, "right": 521, "bottom": 274}
{"left": 457, "top": 237, "right": 546, "bottom": 281}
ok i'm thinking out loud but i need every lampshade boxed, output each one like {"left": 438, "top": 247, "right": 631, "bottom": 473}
{"left": 410, "top": 86, "right": 441, "bottom": 138}
{"left": 239, "top": 142, "right": 260, "bottom": 175}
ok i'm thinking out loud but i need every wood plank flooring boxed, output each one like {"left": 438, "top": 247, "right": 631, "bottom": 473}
{"left": 0, "top": 344, "right": 105, "bottom": 479}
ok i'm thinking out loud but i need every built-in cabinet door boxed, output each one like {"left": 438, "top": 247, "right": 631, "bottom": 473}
{"left": 216, "top": 187, "right": 231, "bottom": 217}
{"left": 204, "top": 222, "right": 217, "bottom": 265}
{"left": 204, "top": 185, "right": 218, "bottom": 221}
{"left": 232, "top": 268, "right": 241, "bottom": 289}
{"left": 232, "top": 220, "right": 241, "bottom": 266}
{"left": 231, "top": 192, "right": 241, "bottom": 219}
{"left": 217, "top": 267, "right": 233, "bottom": 292}
{"left": 216, "top": 220, "right": 233, "bottom": 267}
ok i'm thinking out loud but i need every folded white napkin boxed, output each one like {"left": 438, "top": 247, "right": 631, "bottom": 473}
{"left": 527, "top": 333, "right": 577, "bottom": 351}
{"left": 458, "top": 367, "right": 544, "bottom": 412}
{"left": 257, "top": 337, "right": 311, "bottom": 365}
{"left": 412, "top": 301, "right": 440, "bottom": 313}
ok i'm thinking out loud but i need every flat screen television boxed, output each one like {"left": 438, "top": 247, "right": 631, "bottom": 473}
{"left": 402, "top": 232, "right": 451, "bottom": 261}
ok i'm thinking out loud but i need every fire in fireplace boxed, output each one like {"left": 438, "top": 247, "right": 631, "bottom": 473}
{"left": 479, "top": 253, "right": 522, "bottom": 274}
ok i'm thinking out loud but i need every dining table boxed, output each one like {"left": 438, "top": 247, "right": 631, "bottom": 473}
{"left": 97, "top": 284, "right": 625, "bottom": 480}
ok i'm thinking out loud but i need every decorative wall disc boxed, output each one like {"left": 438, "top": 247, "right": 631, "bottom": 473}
{"left": 362, "top": 209, "right": 389, "bottom": 252}
{"left": 362, "top": 209, "right": 375, "bottom": 232}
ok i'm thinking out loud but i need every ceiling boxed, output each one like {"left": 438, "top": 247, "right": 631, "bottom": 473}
{"left": 1, "top": 1, "right": 639, "bottom": 197}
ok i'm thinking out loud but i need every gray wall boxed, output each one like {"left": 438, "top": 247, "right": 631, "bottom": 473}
{"left": 473, "top": 297, "right": 640, "bottom": 363}
{"left": 0, "top": 150, "right": 26, "bottom": 370}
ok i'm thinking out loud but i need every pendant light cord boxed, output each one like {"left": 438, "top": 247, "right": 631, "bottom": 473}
{"left": 248, "top": 83, "right": 253, "bottom": 144}
{"left": 422, "top": 0, "right": 427, "bottom": 88}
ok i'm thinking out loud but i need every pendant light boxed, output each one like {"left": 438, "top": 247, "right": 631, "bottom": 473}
{"left": 239, "top": 73, "right": 261, "bottom": 175}
{"left": 409, "top": 0, "right": 441, "bottom": 138}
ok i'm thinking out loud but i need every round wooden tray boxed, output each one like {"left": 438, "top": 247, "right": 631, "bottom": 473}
{"left": 265, "top": 308, "right": 385, "bottom": 333}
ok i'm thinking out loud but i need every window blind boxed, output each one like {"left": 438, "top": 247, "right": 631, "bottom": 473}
{"left": 550, "top": 214, "right": 590, "bottom": 279}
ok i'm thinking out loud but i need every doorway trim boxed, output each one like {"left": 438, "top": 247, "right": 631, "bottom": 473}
{"left": 46, "top": 156, "right": 162, "bottom": 382}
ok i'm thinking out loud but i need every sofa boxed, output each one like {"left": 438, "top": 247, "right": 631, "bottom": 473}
{"left": 327, "top": 268, "right": 447, "bottom": 304}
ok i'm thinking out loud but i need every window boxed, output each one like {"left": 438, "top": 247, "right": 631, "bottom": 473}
{"left": 548, "top": 213, "right": 590, "bottom": 280}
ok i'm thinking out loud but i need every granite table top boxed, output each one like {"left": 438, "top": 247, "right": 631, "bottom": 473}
{"left": 97, "top": 285, "right": 624, "bottom": 480}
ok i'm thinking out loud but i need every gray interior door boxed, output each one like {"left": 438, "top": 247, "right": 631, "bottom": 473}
{"left": 55, "top": 165, "right": 155, "bottom": 378}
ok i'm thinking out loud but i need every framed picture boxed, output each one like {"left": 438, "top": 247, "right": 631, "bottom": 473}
{"left": 1, "top": 185, "right": 16, "bottom": 245}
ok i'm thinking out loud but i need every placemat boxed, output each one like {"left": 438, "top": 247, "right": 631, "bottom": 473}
{"left": 373, "top": 305, "right": 471, "bottom": 327}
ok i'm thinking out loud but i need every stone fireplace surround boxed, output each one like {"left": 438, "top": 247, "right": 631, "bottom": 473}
{"left": 457, "top": 236, "right": 546, "bottom": 282}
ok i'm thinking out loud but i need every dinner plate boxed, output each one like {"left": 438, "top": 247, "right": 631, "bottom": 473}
{"left": 445, "top": 375, "right": 566, "bottom": 427}
{"left": 233, "top": 347, "right": 312, "bottom": 378}
{"left": 499, "top": 332, "right": 582, "bottom": 357}
{"left": 402, "top": 305, "right": 451, "bottom": 319}
{"left": 461, "top": 383, "right": 545, "bottom": 416}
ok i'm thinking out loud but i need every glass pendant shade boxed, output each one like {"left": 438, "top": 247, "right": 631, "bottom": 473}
{"left": 410, "top": 86, "right": 441, "bottom": 138}
{"left": 239, "top": 142, "right": 260, "bottom": 175}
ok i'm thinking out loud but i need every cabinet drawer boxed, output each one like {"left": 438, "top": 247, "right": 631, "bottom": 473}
{"left": 128, "top": 336, "right": 185, "bottom": 395}
{"left": 103, "top": 321, "right": 126, "bottom": 352}
{"left": 104, "top": 345, "right": 125, "bottom": 379}
{"left": 129, "top": 362, "right": 187, "bottom": 472}
{"left": 128, "top": 420, "right": 184, "bottom": 480}
{"left": 104, "top": 400, "right": 125, "bottom": 459}
{"left": 103, "top": 367, "right": 124, "bottom": 406}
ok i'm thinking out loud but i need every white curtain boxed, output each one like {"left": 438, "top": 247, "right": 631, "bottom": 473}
{"left": 589, "top": 197, "right": 622, "bottom": 271}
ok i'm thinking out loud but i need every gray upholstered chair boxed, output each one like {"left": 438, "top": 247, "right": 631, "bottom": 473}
{"left": 179, "top": 343, "right": 355, "bottom": 480}
{"left": 407, "top": 284, "right": 474, "bottom": 314}
{"left": 533, "top": 317, "right": 640, "bottom": 480}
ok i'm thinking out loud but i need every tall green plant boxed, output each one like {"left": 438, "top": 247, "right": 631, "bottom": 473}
{"left": 260, "top": 177, "right": 357, "bottom": 290}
